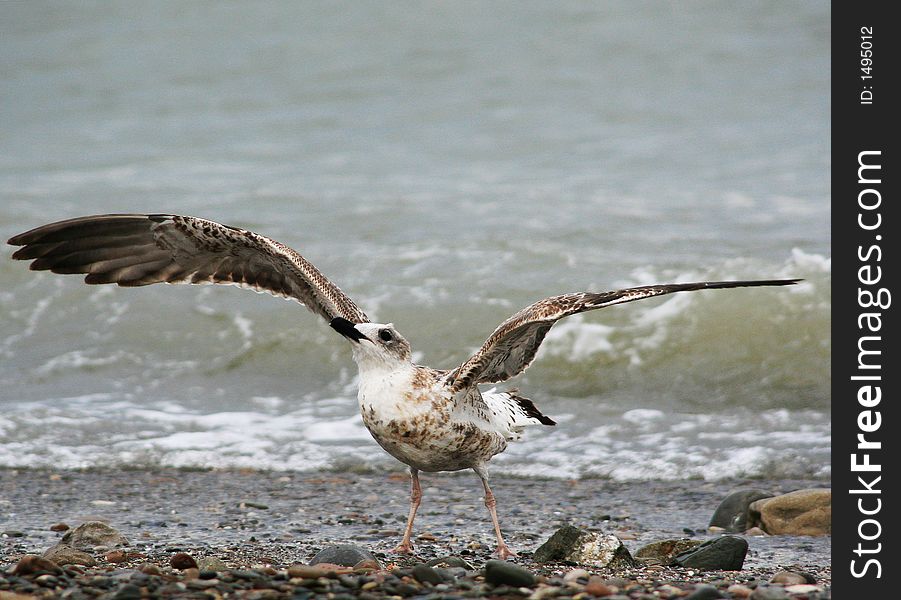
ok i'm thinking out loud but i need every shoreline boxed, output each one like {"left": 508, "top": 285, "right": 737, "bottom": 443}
{"left": 1, "top": 468, "right": 831, "bottom": 596}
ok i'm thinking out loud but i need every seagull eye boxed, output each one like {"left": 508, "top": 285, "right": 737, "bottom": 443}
{"left": 379, "top": 329, "right": 393, "bottom": 342}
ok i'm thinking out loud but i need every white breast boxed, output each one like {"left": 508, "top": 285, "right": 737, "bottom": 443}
{"left": 355, "top": 365, "right": 506, "bottom": 472}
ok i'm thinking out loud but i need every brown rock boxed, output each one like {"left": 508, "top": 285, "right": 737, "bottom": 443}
{"left": 635, "top": 539, "right": 704, "bottom": 565}
{"left": 727, "top": 584, "right": 753, "bottom": 597}
{"left": 49, "top": 523, "right": 70, "bottom": 532}
{"left": 352, "top": 559, "right": 381, "bottom": 571}
{"left": 748, "top": 489, "right": 831, "bottom": 535}
{"left": 170, "top": 552, "right": 198, "bottom": 570}
{"left": 140, "top": 563, "right": 163, "bottom": 575}
{"left": 0, "top": 591, "right": 39, "bottom": 600}
{"left": 784, "top": 584, "right": 824, "bottom": 594}
{"left": 105, "top": 550, "right": 128, "bottom": 564}
{"left": 314, "top": 562, "right": 353, "bottom": 573}
{"left": 657, "top": 583, "right": 687, "bottom": 597}
{"left": 584, "top": 575, "right": 614, "bottom": 597}
{"left": 11, "top": 555, "right": 63, "bottom": 576}
{"left": 60, "top": 521, "right": 129, "bottom": 550}
{"left": 42, "top": 544, "right": 97, "bottom": 567}
{"left": 287, "top": 563, "right": 351, "bottom": 579}
{"left": 562, "top": 568, "right": 590, "bottom": 584}
{"left": 770, "top": 570, "right": 814, "bottom": 585}
{"left": 604, "top": 577, "right": 630, "bottom": 589}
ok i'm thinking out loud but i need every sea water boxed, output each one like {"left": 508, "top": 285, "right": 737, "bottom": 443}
{"left": 0, "top": 1, "right": 830, "bottom": 480}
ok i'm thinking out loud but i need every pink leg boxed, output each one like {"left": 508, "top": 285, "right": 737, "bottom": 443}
{"left": 477, "top": 470, "right": 517, "bottom": 559}
{"left": 391, "top": 468, "right": 422, "bottom": 554}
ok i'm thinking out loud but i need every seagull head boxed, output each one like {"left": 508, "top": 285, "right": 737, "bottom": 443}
{"left": 330, "top": 317, "right": 412, "bottom": 364}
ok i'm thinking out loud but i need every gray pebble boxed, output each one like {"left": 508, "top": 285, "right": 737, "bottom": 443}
{"left": 484, "top": 560, "right": 536, "bottom": 588}
{"left": 684, "top": 583, "right": 724, "bottom": 600}
{"left": 412, "top": 563, "right": 444, "bottom": 585}
{"left": 310, "top": 544, "right": 379, "bottom": 568}
{"left": 187, "top": 579, "right": 221, "bottom": 590}
{"left": 709, "top": 489, "right": 772, "bottom": 532}
{"left": 112, "top": 583, "right": 143, "bottom": 600}
{"left": 230, "top": 570, "right": 263, "bottom": 580}
{"left": 672, "top": 536, "right": 748, "bottom": 571}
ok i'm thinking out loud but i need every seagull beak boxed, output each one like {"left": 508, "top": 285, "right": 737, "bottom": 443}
{"left": 329, "top": 317, "right": 370, "bottom": 343}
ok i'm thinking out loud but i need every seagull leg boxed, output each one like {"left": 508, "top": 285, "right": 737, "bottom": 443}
{"left": 476, "top": 468, "right": 517, "bottom": 559}
{"left": 392, "top": 468, "right": 422, "bottom": 554}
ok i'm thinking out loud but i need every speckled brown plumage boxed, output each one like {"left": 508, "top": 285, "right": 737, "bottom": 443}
{"left": 8, "top": 214, "right": 368, "bottom": 324}
{"left": 447, "top": 282, "right": 800, "bottom": 392}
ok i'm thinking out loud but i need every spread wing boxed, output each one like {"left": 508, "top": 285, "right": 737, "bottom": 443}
{"left": 447, "top": 279, "right": 800, "bottom": 392}
{"left": 7, "top": 213, "right": 369, "bottom": 324}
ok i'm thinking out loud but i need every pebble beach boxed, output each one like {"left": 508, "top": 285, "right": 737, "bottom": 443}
{"left": 1, "top": 468, "right": 830, "bottom": 598}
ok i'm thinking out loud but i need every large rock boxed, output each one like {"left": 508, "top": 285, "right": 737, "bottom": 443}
{"left": 42, "top": 544, "right": 97, "bottom": 567}
{"left": 671, "top": 536, "right": 748, "bottom": 571}
{"left": 708, "top": 489, "right": 773, "bottom": 532}
{"left": 748, "top": 489, "right": 831, "bottom": 535}
{"left": 533, "top": 525, "right": 634, "bottom": 569}
{"left": 635, "top": 538, "right": 704, "bottom": 565}
{"left": 309, "top": 544, "right": 381, "bottom": 568}
{"left": 61, "top": 521, "right": 129, "bottom": 550}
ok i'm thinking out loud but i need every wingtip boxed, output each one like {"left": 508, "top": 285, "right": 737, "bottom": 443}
{"left": 9, "top": 245, "right": 46, "bottom": 265}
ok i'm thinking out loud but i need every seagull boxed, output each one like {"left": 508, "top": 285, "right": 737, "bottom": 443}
{"left": 8, "top": 214, "right": 799, "bottom": 559}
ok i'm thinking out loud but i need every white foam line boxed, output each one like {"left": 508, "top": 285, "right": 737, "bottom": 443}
{"left": 1, "top": 295, "right": 55, "bottom": 358}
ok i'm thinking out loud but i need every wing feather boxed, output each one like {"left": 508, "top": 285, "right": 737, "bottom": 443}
{"left": 447, "top": 279, "right": 800, "bottom": 392}
{"left": 8, "top": 213, "right": 369, "bottom": 324}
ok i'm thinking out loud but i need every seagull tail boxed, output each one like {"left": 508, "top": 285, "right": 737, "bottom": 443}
{"left": 504, "top": 390, "right": 557, "bottom": 427}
